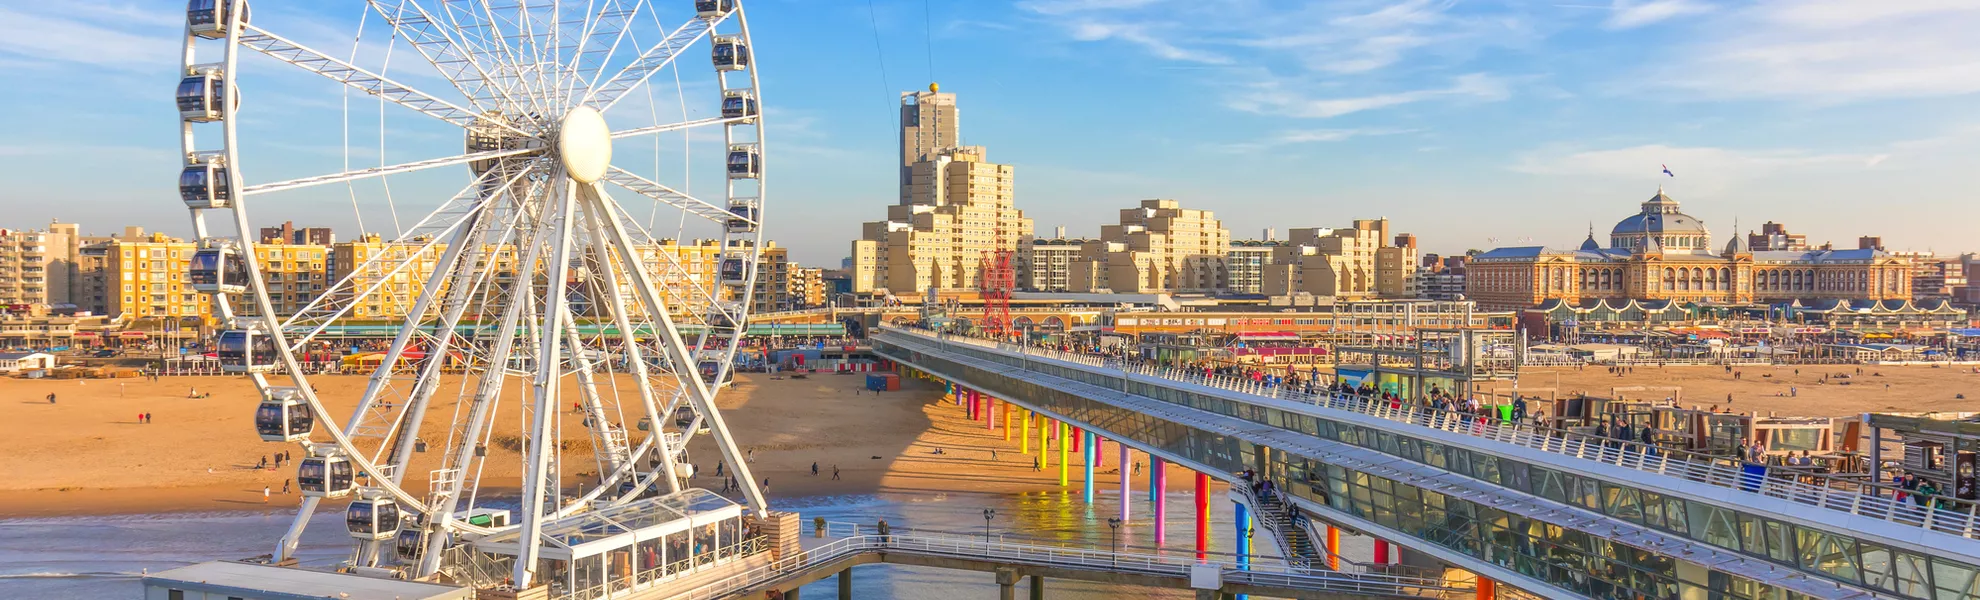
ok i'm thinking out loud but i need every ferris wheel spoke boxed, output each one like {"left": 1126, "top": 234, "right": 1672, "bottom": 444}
{"left": 238, "top": 23, "right": 530, "bottom": 137}
{"left": 609, "top": 115, "right": 750, "bottom": 139}
{"left": 243, "top": 146, "right": 539, "bottom": 196}
{"left": 594, "top": 190, "right": 731, "bottom": 317}
{"left": 576, "top": 196, "right": 681, "bottom": 495}
{"left": 583, "top": 181, "right": 768, "bottom": 515}
{"left": 513, "top": 174, "right": 584, "bottom": 587}
{"left": 580, "top": 15, "right": 719, "bottom": 112}
{"left": 368, "top": 0, "right": 526, "bottom": 112}
{"left": 279, "top": 161, "right": 539, "bottom": 348}
{"left": 561, "top": 0, "right": 646, "bottom": 104}
{"left": 601, "top": 166, "right": 742, "bottom": 225}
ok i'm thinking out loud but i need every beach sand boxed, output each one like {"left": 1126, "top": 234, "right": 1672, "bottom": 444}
{"left": 1512, "top": 363, "right": 1980, "bottom": 417}
{"left": 0, "top": 370, "right": 1191, "bottom": 518}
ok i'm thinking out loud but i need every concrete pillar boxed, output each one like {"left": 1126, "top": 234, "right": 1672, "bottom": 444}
{"left": 1028, "top": 575, "right": 1044, "bottom": 600}
{"left": 1325, "top": 525, "right": 1340, "bottom": 570}
{"left": 1058, "top": 421, "right": 1070, "bottom": 487}
{"left": 996, "top": 567, "right": 1019, "bottom": 600}
{"left": 1374, "top": 539, "right": 1390, "bottom": 565}
{"left": 1083, "top": 430, "right": 1097, "bottom": 504}
{"left": 1154, "top": 459, "right": 1168, "bottom": 545}
{"left": 837, "top": 567, "right": 852, "bottom": 599}
{"left": 1476, "top": 577, "right": 1496, "bottom": 600}
{"left": 1118, "top": 444, "right": 1131, "bottom": 523}
{"left": 786, "top": 586, "right": 802, "bottom": 600}
{"left": 1195, "top": 471, "right": 1210, "bottom": 562}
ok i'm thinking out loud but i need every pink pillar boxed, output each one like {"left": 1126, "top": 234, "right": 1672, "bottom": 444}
{"left": 1153, "top": 460, "right": 1168, "bottom": 545}
{"left": 1118, "top": 444, "right": 1131, "bottom": 523}
{"left": 1094, "top": 436, "right": 1105, "bottom": 468}
{"left": 987, "top": 398, "right": 996, "bottom": 431}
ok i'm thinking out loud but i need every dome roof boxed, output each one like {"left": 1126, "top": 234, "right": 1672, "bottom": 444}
{"left": 1723, "top": 234, "right": 1749, "bottom": 255}
{"left": 1611, "top": 187, "right": 1709, "bottom": 236}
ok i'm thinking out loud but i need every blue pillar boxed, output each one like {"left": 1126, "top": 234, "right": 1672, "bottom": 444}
{"left": 1082, "top": 430, "right": 1097, "bottom": 504}
{"left": 1235, "top": 499, "right": 1251, "bottom": 600}
{"left": 1149, "top": 457, "right": 1163, "bottom": 502}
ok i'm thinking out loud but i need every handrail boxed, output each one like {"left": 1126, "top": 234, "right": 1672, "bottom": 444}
{"left": 660, "top": 533, "right": 1469, "bottom": 600}
{"left": 877, "top": 325, "right": 1980, "bottom": 542}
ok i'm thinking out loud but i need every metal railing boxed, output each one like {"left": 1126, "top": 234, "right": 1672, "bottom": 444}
{"left": 661, "top": 532, "right": 1467, "bottom": 600}
{"left": 879, "top": 326, "right": 1980, "bottom": 542}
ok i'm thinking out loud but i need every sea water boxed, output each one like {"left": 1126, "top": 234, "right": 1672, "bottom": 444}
{"left": 0, "top": 487, "right": 1302, "bottom": 599}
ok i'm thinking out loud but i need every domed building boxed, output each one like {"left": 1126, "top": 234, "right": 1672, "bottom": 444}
{"left": 1609, "top": 187, "right": 1711, "bottom": 252}
{"left": 1464, "top": 189, "right": 1917, "bottom": 311}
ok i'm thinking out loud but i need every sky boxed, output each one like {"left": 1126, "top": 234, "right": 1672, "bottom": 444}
{"left": 2, "top": 0, "right": 1978, "bottom": 266}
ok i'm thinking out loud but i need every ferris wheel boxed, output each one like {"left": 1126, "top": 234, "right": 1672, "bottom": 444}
{"left": 176, "top": 0, "right": 769, "bottom": 586}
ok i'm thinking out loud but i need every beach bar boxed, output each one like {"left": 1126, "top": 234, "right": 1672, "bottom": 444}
{"left": 454, "top": 489, "right": 761, "bottom": 600}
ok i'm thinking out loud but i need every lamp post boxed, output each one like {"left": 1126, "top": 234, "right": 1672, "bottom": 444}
{"left": 982, "top": 508, "right": 996, "bottom": 544}
{"left": 1107, "top": 517, "right": 1122, "bottom": 568}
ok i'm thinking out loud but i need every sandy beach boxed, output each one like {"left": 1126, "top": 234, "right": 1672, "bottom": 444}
{"left": 1512, "top": 363, "right": 1980, "bottom": 417}
{"left": 0, "top": 370, "right": 1189, "bottom": 518}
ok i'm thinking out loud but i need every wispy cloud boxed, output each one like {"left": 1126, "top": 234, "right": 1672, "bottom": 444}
{"left": 0, "top": 5, "right": 179, "bottom": 70}
{"left": 1211, "top": 127, "right": 1417, "bottom": 153}
{"left": 1639, "top": 0, "right": 1980, "bottom": 100}
{"left": 1066, "top": 21, "right": 1231, "bottom": 64}
{"left": 1602, "top": 0, "right": 1713, "bottom": 29}
{"left": 1230, "top": 73, "right": 1510, "bottom": 119}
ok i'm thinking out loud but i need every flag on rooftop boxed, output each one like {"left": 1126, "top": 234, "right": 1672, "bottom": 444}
{"left": 1662, "top": 164, "right": 1675, "bottom": 177}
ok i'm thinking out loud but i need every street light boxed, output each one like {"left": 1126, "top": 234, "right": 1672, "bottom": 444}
{"left": 981, "top": 508, "right": 997, "bottom": 544}
{"left": 1107, "top": 517, "right": 1122, "bottom": 568}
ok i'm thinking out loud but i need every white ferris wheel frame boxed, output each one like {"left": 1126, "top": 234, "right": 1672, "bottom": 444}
{"left": 175, "top": 0, "right": 772, "bottom": 584}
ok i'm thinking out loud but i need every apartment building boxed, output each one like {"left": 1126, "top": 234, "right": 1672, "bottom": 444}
{"left": 1068, "top": 199, "right": 1230, "bottom": 294}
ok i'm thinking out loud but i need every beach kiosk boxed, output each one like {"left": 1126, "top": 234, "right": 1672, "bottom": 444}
{"left": 451, "top": 489, "right": 762, "bottom": 600}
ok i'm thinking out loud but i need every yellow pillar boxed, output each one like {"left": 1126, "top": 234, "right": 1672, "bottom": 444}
{"left": 1021, "top": 411, "right": 1031, "bottom": 454}
{"left": 1058, "top": 421, "right": 1070, "bottom": 487}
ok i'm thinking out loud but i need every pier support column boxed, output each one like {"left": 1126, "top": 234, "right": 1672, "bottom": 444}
{"left": 1021, "top": 411, "right": 1031, "bottom": 455}
{"left": 786, "top": 586, "right": 801, "bottom": 600}
{"left": 1094, "top": 436, "right": 1104, "bottom": 468}
{"left": 1154, "top": 460, "right": 1168, "bottom": 545}
{"left": 996, "top": 568, "right": 1019, "bottom": 600}
{"left": 1083, "top": 430, "right": 1097, "bottom": 504}
{"left": 1374, "top": 539, "right": 1390, "bottom": 565}
{"left": 1119, "top": 444, "right": 1131, "bottom": 523}
{"left": 837, "top": 567, "right": 852, "bottom": 599}
{"left": 1475, "top": 577, "right": 1496, "bottom": 600}
{"left": 1195, "top": 471, "right": 1210, "bottom": 562}
{"left": 1058, "top": 421, "right": 1070, "bottom": 487}
{"left": 1028, "top": 575, "right": 1045, "bottom": 600}
{"left": 1003, "top": 403, "right": 1012, "bottom": 440}
{"left": 1325, "top": 525, "right": 1340, "bottom": 570}
{"left": 1072, "top": 427, "right": 1082, "bottom": 452}
{"left": 987, "top": 397, "right": 996, "bottom": 432}
{"left": 1149, "top": 457, "right": 1163, "bottom": 503}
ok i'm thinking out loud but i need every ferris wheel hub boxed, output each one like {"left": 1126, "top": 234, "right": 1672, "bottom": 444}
{"left": 556, "top": 106, "right": 613, "bottom": 184}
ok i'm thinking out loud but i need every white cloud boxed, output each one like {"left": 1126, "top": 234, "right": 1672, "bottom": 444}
{"left": 1066, "top": 20, "right": 1231, "bottom": 64}
{"left": 0, "top": 6, "right": 178, "bottom": 70}
{"left": 1230, "top": 73, "right": 1510, "bottom": 119}
{"left": 1643, "top": 0, "right": 1980, "bottom": 100}
{"left": 1209, "top": 127, "right": 1416, "bottom": 154}
{"left": 1603, "top": 0, "right": 1713, "bottom": 30}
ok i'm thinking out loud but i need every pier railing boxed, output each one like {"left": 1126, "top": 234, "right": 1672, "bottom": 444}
{"left": 660, "top": 532, "right": 1469, "bottom": 600}
{"left": 880, "top": 326, "right": 1980, "bottom": 541}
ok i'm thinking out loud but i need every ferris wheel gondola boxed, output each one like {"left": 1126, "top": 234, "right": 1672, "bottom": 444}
{"left": 177, "top": 0, "right": 776, "bottom": 589}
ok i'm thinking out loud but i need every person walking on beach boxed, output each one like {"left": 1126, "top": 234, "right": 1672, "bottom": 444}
{"left": 810, "top": 462, "right": 819, "bottom": 476}
{"left": 831, "top": 465, "right": 840, "bottom": 480}
{"left": 263, "top": 486, "right": 271, "bottom": 503}
{"left": 282, "top": 479, "right": 290, "bottom": 494}
{"left": 46, "top": 393, "right": 55, "bottom": 404}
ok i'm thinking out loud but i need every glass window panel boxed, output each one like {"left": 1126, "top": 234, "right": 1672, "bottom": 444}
{"left": 1795, "top": 526, "right": 1859, "bottom": 583}
{"left": 1861, "top": 542, "right": 1895, "bottom": 593}
{"left": 1689, "top": 503, "right": 1739, "bottom": 550}
{"left": 1604, "top": 484, "right": 1645, "bottom": 523}
{"left": 1935, "top": 557, "right": 1980, "bottom": 600}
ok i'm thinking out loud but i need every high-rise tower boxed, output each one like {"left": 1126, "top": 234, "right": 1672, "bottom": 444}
{"left": 899, "top": 83, "right": 958, "bottom": 202}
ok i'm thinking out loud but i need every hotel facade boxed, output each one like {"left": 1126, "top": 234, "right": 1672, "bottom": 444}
{"left": 1466, "top": 190, "right": 1914, "bottom": 310}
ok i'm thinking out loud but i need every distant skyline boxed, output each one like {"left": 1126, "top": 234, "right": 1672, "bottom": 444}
{"left": 3, "top": 0, "right": 1977, "bottom": 266}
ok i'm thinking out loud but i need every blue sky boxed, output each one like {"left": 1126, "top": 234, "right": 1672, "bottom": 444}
{"left": 3, "top": 0, "right": 1977, "bottom": 266}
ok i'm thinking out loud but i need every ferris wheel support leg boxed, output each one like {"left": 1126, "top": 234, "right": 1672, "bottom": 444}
{"left": 584, "top": 184, "right": 768, "bottom": 515}
{"left": 576, "top": 199, "right": 681, "bottom": 495}
{"left": 514, "top": 177, "right": 584, "bottom": 589}
{"left": 277, "top": 496, "right": 321, "bottom": 562}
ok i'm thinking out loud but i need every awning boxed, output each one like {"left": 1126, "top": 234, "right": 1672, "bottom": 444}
{"left": 119, "top": 331, "right": 147, "bottom": 338}
{"left": 1237, "top": 331, "right": 1300, "bottom": 341}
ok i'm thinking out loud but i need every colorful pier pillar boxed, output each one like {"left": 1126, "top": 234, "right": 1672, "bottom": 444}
{"left": 1003, "top": 404, "right": 1012, "bottom": 440}
{"left": 1071, "top": 427, "right": 1082, "bottom": 453}
{"left": 1118, "top": 444, "right": 1131, "bottom": 523}
{"left": 1194, "top": 472, "right": 1210, "bottom": 562}
{"left": 1235, "top": 500, "right": 1252, "bottom": 600}
{"left": 1475, "top": 578, "right": 1496, "bottom": 600}
{"left": 986, "top": 397, "right": 995, "bottom": 432}
{"left": 1325, "top": 525, "right": 1341, "bottom": 570}
{"left": 1374, "top": 539, "right": 1390, "bottom": 565}
{"left": 1153, "top": 461, "right": 1168, "bottom": 545}
{"left": 1020, "top": 412, "right": 1031, "bottom": 454}
{"left": 1082, "top": 430, "right": 1097, "bottom": 504}
{"left": 1058, "top": 421, "right": 1070, "bottom": 487}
